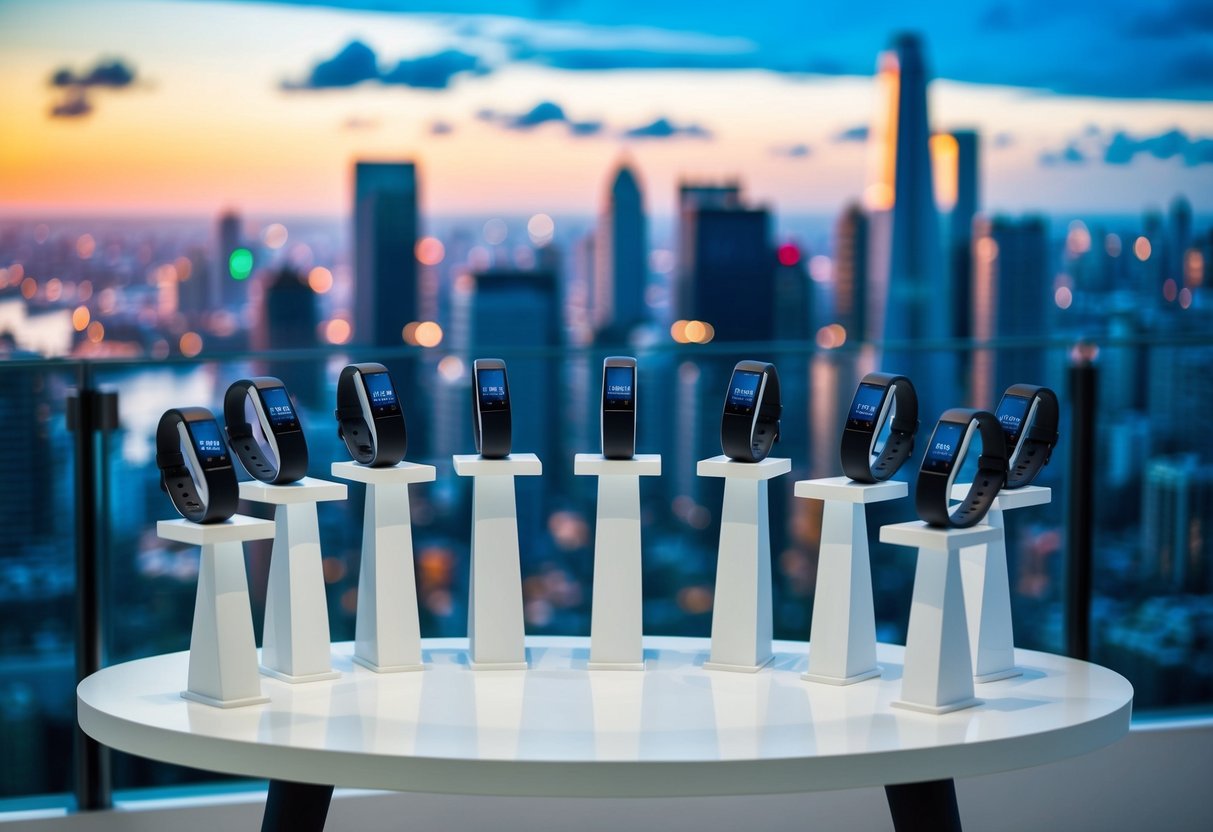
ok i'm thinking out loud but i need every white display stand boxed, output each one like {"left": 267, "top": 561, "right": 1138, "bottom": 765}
{"left": 795, "top": 476, "right": 908, "bottom": 685}
{"left": 881, "top": 521, "right": 1000, "bottom": 714}
{"left": 453, "top": 454, "right": 542, "bottom": 670}
{"left": 574, "top": 453, "right": 662, "bottom": 670}
{"left": 332, "top": 461, "right": 437, "bottom": 673}
{"left": 951, "top": 483, "right": 1052, "bottom": 682}
{"left": 239, "top": 477, "right": 347, "bottom": 683}
{"left": 696, "top": 455, "right": 791, "bottom": 673}
{"left": 157, "top": 515, "right": 275, "bottom": 708}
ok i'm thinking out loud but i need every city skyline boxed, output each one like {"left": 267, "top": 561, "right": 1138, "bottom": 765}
{"left": 2, "top": 0, "right": 1212, "bottom": 219}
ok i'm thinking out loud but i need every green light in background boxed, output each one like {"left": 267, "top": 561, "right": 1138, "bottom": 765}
{"left": 228, "top": 248, "right": 253, "bottom": 280}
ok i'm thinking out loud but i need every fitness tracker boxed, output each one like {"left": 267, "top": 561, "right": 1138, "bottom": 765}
{"left": 156, "top": 407, "right": 239, "bottom": 524}
{"left": 335, "top": 363, "right": 407, "bottom": 467}
{"left": 720, "top": 360, "right": 782, "bottom": 463}
{"left": 223, "top": 377, "right": 309, "bottom": 484}
{"left": 994, "top": 384, "right": 1059, "bottom": 489}
{"left": 472, "top": 358, "right": 512, "bottom": 458}
{"left": 915, "top": 408, "right": 1008, "bottom": 528}
{"left": 840, "top": 372, "right": 919, "bottom": 483}
{"left": 601, "top": 356, "right": 637, "bottom": 460}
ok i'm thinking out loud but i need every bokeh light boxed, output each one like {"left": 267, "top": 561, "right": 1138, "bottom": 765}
{"left": 228, "top": 248, "right": 253, "bottom": 280}
{"left": 72, "top": 306, "right": 90, "bottom": 331}
{"left": 307, "top": 266, "right": 333, "bottom": 293}
{"left": 527, "top": 213, "right": 555, "bottom": 246}
{"left": 416, "top": 236, "right": 445, "bottom": 266}
{"left": 1134, "top": 236, "right": 1151, "bottom": 261}
{"left": 263, "top": 223, "right": 288, "bottom": 249}
{"left": 178, "top": 331, "right": 203, "bottom": 356}
{"left": 86, "top": 321, "right": 105, "bottom": 343}
{"left": 483, "top": 218, "right": 507, "bottom": 245}
{"left": 324, "top": 318, "right": 352, "bottom": 344}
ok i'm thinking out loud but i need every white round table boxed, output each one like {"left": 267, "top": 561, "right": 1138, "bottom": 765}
{"left": 78, "top": 637, "right": 1132, "bottom": 827}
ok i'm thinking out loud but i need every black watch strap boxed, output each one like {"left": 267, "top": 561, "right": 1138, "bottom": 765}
{"left": 1004, "top": 385, "right": 1059, "bottom": 489}
{"left": 223, "top": 379, "right": 309, "bottom": 484}
{"left": 721, "top": 363, "right": 782, "bottom": 463}
{"left": 602, "top": 412, "right": 635, "bottom": 459}
{"left": 915, "top": 409, "right": 1008, "bottom": 529}
{"left": 840, "top": 373, "right": 918, "bottom": 483}
{"left": 335, "top": 363, "right": 407, "bottom": 467}
{"left": 156, "top": 408, "right": 238, "bottom": 524}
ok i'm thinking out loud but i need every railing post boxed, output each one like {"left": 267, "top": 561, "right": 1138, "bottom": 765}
{"left": 1065, "top": 347, "right": 1097, "bottom": 662}
{"left": 66, "top": 365, "right": 118, "bottom": 812}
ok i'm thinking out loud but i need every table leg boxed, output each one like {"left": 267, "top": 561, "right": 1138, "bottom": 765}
{"left": 261, "top": 780, "right": 334, "bottom": 832}
{"left": 885, "top": 779, "right": 962, "bottom": 832}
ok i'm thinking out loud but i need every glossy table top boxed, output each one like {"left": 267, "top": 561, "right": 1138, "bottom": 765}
{"left": 78, "top": 637, "right": 1132, "bottom": 797}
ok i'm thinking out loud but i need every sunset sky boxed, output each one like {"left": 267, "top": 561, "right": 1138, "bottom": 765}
{"left": 1, "top": 0, "right": 1211, "bottom": 219}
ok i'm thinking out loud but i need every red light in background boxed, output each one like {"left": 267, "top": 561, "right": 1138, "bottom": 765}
{"left": 777, "top": 243, "right": 801, "bottom": 267}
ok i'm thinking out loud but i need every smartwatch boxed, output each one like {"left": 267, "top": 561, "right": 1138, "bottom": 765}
{"left": 334, "top": 363, "right": 407, "bottom": 467}
{"left": 994, "top": 384, "right": 1059, "bottom": 489}
{"left": 223, "top": 377, "right": 309, "bottom": 484}
{"left": 840, "top": 372, "right": 918, "bottom": 483}
{"left": 472, "top": 358, "right": 512, "bottom": 458}
{"left": 156, "top": 407, "right": 239, "bottom": 524}
{"left": 915, "top": 408, "right": 1008, "bottom": 528}
{"left": 720, "top": 360, "right": 782, "bottom": 463}
{"left": 601, "top": 356, "right": 637, "bottom": 460}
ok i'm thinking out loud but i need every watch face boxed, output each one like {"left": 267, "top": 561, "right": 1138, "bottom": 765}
{"left": 725, "top": 370, "right": 763, "bottom": 416}
{"left": 362, "top": 371, "right": 399, "bottom": 415}
{"left": 847, "top": 382, "right": 886, "bottom": 431}
{"left": 995, "top": 393, "right": 1031, "bottom": 444}
{"left": 603, "top": 366, "right": 635, "bottom": 412}
{"left": 259, "top": 386, "right": 299, "bottom": 431}
{"left": 188, "top": 419, "right": 229, "bottom": 467}
{"left": 477, "top": 368, "right": 509, "bottom": 411}
{"left": 922, "top": 422, "right": 965, "bottom": 475}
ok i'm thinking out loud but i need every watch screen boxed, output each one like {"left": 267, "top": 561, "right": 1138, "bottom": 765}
{"left": 923, "top": 422, "right": 964, "bottom": 475}
{"left": 603, "top": 366, "right": 635, "bottom": 412}
{"left": 847, "top": 383, "right": 886, "bottom": 430}
{"left": 477, "top": 368, "right": 509, "bottom": 411}
{"left": 996, "top": 394, "right": 1031, "bottom": 443}
{"left": 260, "top": 386, "right": 299, "bottom": 430}
{"left": 725, "top": 370, "right": 762, "bottom": 415}
{"left": 362, "top": 371, "right": 399, "bottom": 414}
{"left": 189, "top": 419, "right": 228, "bottom": 466}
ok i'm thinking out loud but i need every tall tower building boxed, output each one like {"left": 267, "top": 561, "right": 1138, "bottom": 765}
{"left": 1141, "top": 455, "right": 1213, "bottom": 594}
{"left": 594, "top": 161, "right": 648, "bottom": 337}
{"left": 936, "top": 130, "right": 980, "bottom": 341}
{"left": 213, "top": 211, "right": 248, "bottom": 310}
{"left": 833, "top": 202, "right": 868, "bottom": 340}
{"left": 864, "top": 33, "right": 950, "bottom": 412}
{"left": 353, "top": 161, "right": 419, "bottom": 347}
{"left": 970, "top": 215, "right": 1049, "bottom": 407}
{"left": 256, "top": 266, "right": 321, "bottom": 405}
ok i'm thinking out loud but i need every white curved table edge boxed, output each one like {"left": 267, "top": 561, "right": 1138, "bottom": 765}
{"left": 77, "top": 637, "right": 1134, "bottom": 798}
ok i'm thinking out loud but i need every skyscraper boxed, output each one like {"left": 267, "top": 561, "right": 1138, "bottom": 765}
{"left": 256, "top": 265, "right": 320, "bottom": 404}
{"left": 353, "top": 161, "right": 418, "bottom": 347}
{"left": 213, "top": 211, "right": 247, "bottom": 310}
{"left": 969, "top": 215, "right": 1049, "bottom": 407}
{"left": 1141, "top": 455, "right": 1213, "bottom": 594}
{"left": 594, "top": 161, "right": 648, "bottom": 337}
{"left": 676, "top": 182, "right": 774, "bottom": 342}
{"left": 833, "top": 202, "right": 868, "bottom": 340}
{"left": 938, "top": 130, "right": 980, "bottom": 341}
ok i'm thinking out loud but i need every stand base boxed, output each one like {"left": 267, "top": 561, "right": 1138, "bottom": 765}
{"left": 352, "top": 655, "right": 427, "bottom": 674}
{"left": 891, "top": 697, "right": 983, "bottom": 715}
{"left": 587, "top": 660, "right": 646, "bottom": 671}
{"left": 260, "top": 666, "right": 340, "bottom": 684}
{"left": 801, "top": 665, "right": 882, "bottom": 686}
{"left": 703, "top": 655, "right": 774, "bottom": 674}
{"left": 180, "top": 690, "right": 268, "bottom": 709}
{"left": 467, "top": 659, "right": 529, "bottom": 671}
{"left": 974, "top": 667, "right": 1023, "bottom": 684}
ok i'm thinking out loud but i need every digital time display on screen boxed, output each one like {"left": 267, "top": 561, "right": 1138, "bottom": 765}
{"left": 603, "top": 366, "right": 634, "bottom": 411}
{"left": 477, "top": 368, "right": 508, "bottom": 410}
{"left": 847, "top": 383, "right": 886, "bottom": 430}
{"left": 995, "top": 394, "right": 1030, "bottom": 443}
{"left": 260, "top": 386, "right": 297, "bottom": 429}
{"left": 923, "top": 422, "right": 965, "bottom": 474}
{"left": 725, "top": 370, "right": 762, "bottom": 415}
{"left": 362, "top": 372, "right": 398, "bottom": 412}
{"left": 189, "top": 419, "right": 227, "bottom": 464}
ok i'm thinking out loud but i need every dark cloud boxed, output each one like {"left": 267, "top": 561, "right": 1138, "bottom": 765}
{"left": 514, "top": 46, "right": 758, "bottom": 72}
{"left": 622, "top": 117, "right": 710, "bottom": 139}
{"left": 1104, "top": 129, "right": 1213, "bottom": 166}
{"left": 429, "top": 119, "right": 455, "bottom": 135}
{"left": 1040, "top": 143, "right": 1087, "bottom": 166}
{"left": 286, "top": 41, "right": 482, "bottom": 90}
{"left": 771, "top": 143, "right": 812, "bottom": 159}
{"left": 834, "top": 125, "right": 869, "bottom": 143}
{"left": 1128, "top": 0, "right": 1213, "bottom": 37}
{"left": 479, "top": 100, "right": 603, "bottom": 136}
{"left": 50, "top": 58, "right": 136, "bottom": 89}
{"left": 50, "top": 89, "right": 92, "bottom": 119}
